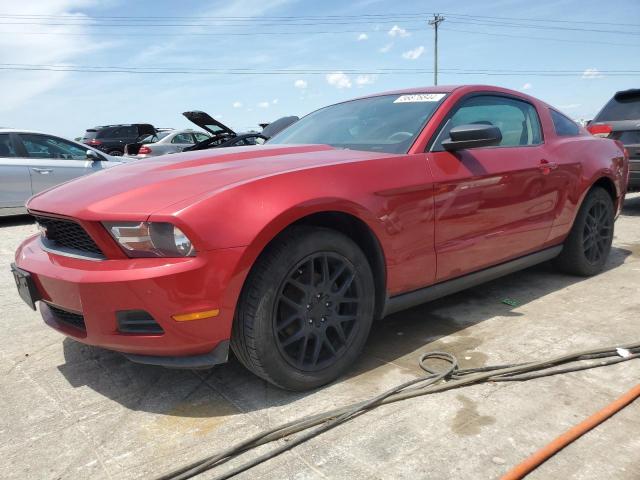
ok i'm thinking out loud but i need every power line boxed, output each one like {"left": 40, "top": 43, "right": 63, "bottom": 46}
{"left": 1, "top": 12, "right": 639, "bottom": 28}
{"left": 0, "top": 13, "right": 637, "bottom": 35}
{"left": 439, "top": 26, "right": 640, "bottom": 48}
{"left": 0, "top": 29, "right": 406, "bottom": 37}
{"left": 441, "top": 12, "right": 640, "bottom": 28}
{"left": 0, "top": 64, "right": 637, "bottom": 77}
{"left": 444, "top": 18, "right": 640, "bottom": 36}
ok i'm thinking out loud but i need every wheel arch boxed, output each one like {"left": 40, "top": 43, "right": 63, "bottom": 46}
{"left": 590, "top": 176, "right": 617, "bottom": 206}
{"left": 563, "top": 174, "right": 619, "bottom": 239}
{"left": 229, "top": 201, "right": 388, "bottom": 324}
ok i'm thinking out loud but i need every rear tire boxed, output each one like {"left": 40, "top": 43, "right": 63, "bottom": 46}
{"left": 554, "top": 186, "right": 614, "bottom": 276}
{"left": 231, "top": 226, "right": 375, "bottom": 391}
{"left": 108, "top": 150, "right": 123, "bottom": 156}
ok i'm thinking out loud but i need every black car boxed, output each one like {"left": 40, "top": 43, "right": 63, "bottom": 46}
{"left": 588, "top": 89, "right": 640, "bottom": 189}
{"left": 82, "top": 124, "right": 156, "bottom": 156}
{"left": 181, "top": 111, "right": 298, "bottom": 151}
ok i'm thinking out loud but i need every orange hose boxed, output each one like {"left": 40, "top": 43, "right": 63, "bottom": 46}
{"left": 501, "top": 384, "right": 640, "bottom": 480}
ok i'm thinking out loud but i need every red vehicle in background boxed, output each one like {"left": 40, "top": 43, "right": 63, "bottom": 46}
{"left": 12, "top": 85, "right": 629, "bottom": 390}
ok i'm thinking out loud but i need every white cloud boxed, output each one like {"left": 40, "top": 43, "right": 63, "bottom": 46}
{"left": 326, "top": 71, "right": 352, "bottom": 89}
{"left": 294, "top": 79, "right": 308, "bottom": 89}
{"left": 379, "top": 43, "right": 393, "bottom": 53}
{"left": 232, "top": 101, "right": 243, "bottom": 108}
{"left": 356, "top": 74, "right": 376, "bottom": 86}
{"left": 257, "top": 101, "right": 270, "bottom": 108}
{"left": 357, "top": 33, "right": 369, "bottom": 41}
{"left": 582, "top": 68, "right": 603, "bottom": 79}
{"left": 521, "top": 83, "right": 532, "bottom": 90}
{"left": 388, "top": 25, "right": 410, "bottom": 37}
{"left": 402, "top": 46, "right": 425, "bottom": 60}
{"left": 272, "top": 98, "right": 279, "bottom": 104}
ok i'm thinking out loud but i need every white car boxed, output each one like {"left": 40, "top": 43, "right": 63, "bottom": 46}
{"left": 124, "top": 129, "right": 210, "bottom": 159}
{"left": 0, "top": 129, "right": 124, "bottom": 216}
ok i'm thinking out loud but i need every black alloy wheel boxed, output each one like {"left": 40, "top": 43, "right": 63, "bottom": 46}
{"left": 274, "top": 252, "right": 362, "bottom": 372}
{"left": 582, "top": 199, "right": 614, "bottom": 264}
{"left": 554, "top": 186, "right": 614, "bottom": 276}
{"left": 231, "top": 226, "right": 375, "bottom": 391}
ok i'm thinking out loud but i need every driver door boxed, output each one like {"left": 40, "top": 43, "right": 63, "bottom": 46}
{"left": 427, "top": 94, "right": 561, "bottom": 281}
{"left": 16, "top": 133, "right": 109, "bottom": 194}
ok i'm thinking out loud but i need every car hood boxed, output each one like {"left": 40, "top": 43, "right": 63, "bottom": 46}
{"left": 27, "top": 144, "right": 392, "bottom": 220}
{"left": 182, "top": 110, "right": 236, "bottom": 137}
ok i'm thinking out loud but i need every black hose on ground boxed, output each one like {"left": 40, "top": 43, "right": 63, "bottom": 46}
{"left": 156, "top": 342, "right": 640, "bottom": 480}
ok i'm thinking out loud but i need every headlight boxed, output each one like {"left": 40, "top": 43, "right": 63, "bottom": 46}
{"left": 104, "top": 222, "right": 195, "bottom": 258}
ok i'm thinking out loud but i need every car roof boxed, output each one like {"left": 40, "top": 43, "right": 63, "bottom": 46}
{"left": 0, "top": 128, "right": 65, "bottom": 135}
{"left": 354, "top": 84, "right": 534, "bottom": 98}
{"left": 317, "top": 85, "right": 547, "bottom": 115}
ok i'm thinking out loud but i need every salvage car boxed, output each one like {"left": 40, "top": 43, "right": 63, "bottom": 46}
{"left": 182, "top": 111, "right": 298, "bottom": 151}
{"left": 12, "top": 85, "right": 628, "bottom": 391}
{"left": 0, "top": 129, "right": 123, "bottom": 216}
{"left": 587, "top": 88, "right": 640, "bottom": 190}
{"left": 124, "top": 129, "right": 210, "bottom": 159}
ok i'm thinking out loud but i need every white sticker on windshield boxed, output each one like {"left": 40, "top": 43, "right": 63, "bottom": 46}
{"left": 394, "top": 93, "right": 446, "bottom": 103}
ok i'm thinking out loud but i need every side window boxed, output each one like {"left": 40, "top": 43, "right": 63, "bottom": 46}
{"left": 20, "top": 134, "right": 87, "bottom": 160}
{"left": 0, "top": 134, "right": 16, "bottom": 157}
{"left": 550, "top": 110, "right": 580, "bottom": 136}
{"left": 172, "top": 133, "right": 194, "bottom": 144}
{"left": 108, "top": 126, "right": 136, "bottom": 138}
{"left": 434, "top": 95, "right": 543, "bottom": 150}
{"left": 194, "top": 132, "right": 209, "bottom": 142}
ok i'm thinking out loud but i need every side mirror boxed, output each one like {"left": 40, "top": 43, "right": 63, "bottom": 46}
{"left": 86, "top": 149, "right": 101, "bottom": 161}
{"left": 442, "top": 124, "right": 502, "bottom": 151}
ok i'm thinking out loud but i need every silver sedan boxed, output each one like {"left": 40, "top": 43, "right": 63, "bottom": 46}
{"left": 124, "top": 129, "right": 210, "bottom": 159}
{"left": 0, "top": 129, "right": 124, "bottom": 216}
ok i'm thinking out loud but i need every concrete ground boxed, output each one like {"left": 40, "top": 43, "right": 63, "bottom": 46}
{"left": 1, "top": 194, "right": 639, "bottom": 480}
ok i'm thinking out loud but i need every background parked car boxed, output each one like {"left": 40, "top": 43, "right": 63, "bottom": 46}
{"left": 0, "top": 129, "right": 123, "bottom": 216}
{"left": 182, "top": 111, "right": 298, "bottom": 151}
{"left": 124, "top": 129, "right": 211, "bottom": 159}
{"left": 81, "top": 124, "right": 156, "bottom": 157}
{"left": 588, "top": 88, "right": 640, "bottom": 190}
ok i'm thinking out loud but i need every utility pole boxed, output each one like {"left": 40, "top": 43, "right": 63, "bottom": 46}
{"left": 428, "top": 14, "right": 445, "bottom": 86}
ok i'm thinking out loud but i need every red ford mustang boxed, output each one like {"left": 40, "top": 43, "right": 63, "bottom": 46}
{"left": 12, "top": 85, "right": 629, "bottom": 390}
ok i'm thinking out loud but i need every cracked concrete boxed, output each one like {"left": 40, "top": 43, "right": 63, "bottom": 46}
{"left": 1, "top": 193, "right": 639, "bottom": 479}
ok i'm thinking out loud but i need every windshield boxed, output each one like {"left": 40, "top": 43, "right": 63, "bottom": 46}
{"left": 268, "top": 93, "right": 447, "bottom": 153}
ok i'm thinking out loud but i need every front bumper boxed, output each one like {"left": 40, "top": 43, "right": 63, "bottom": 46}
{"left": 14, "top": 234, "right": 246, "bottom": 363}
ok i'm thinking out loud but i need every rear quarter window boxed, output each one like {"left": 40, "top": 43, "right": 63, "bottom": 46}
{"left": 550, "top": 110, "right": 580, "bottom": 136}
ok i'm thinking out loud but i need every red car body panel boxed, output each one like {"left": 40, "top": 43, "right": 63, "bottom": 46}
{"left": 15, "top": 85, "right": 628, "bottom": 361}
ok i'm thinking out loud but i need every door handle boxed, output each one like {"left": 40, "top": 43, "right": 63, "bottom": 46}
{"left": 538, "top": 160, "right": 558, "bottom": 174}
{"left": 32, "top": 168, "right": 53, "bottom": 174}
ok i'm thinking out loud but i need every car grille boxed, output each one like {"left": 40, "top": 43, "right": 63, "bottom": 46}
{"left": 48, "top": 304, "right": 86, "bottom": 330}
{"left": 34, "top": 215, "right": 104, "bottom": 257}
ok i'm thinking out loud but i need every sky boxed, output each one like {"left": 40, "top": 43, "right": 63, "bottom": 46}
{"left": 0, "top": 0, "right": 639, "bottom": 138}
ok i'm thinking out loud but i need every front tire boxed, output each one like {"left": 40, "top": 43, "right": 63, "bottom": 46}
{"left": 231, "top": 226, "right": 375, "bottom": 391}
{"left": 554, "top": 186, "right": 614, "bottom": 276}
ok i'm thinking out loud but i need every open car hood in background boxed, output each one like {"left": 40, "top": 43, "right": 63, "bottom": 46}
{"left": 182, "top": 111, "right": 236, "bottom": 137}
